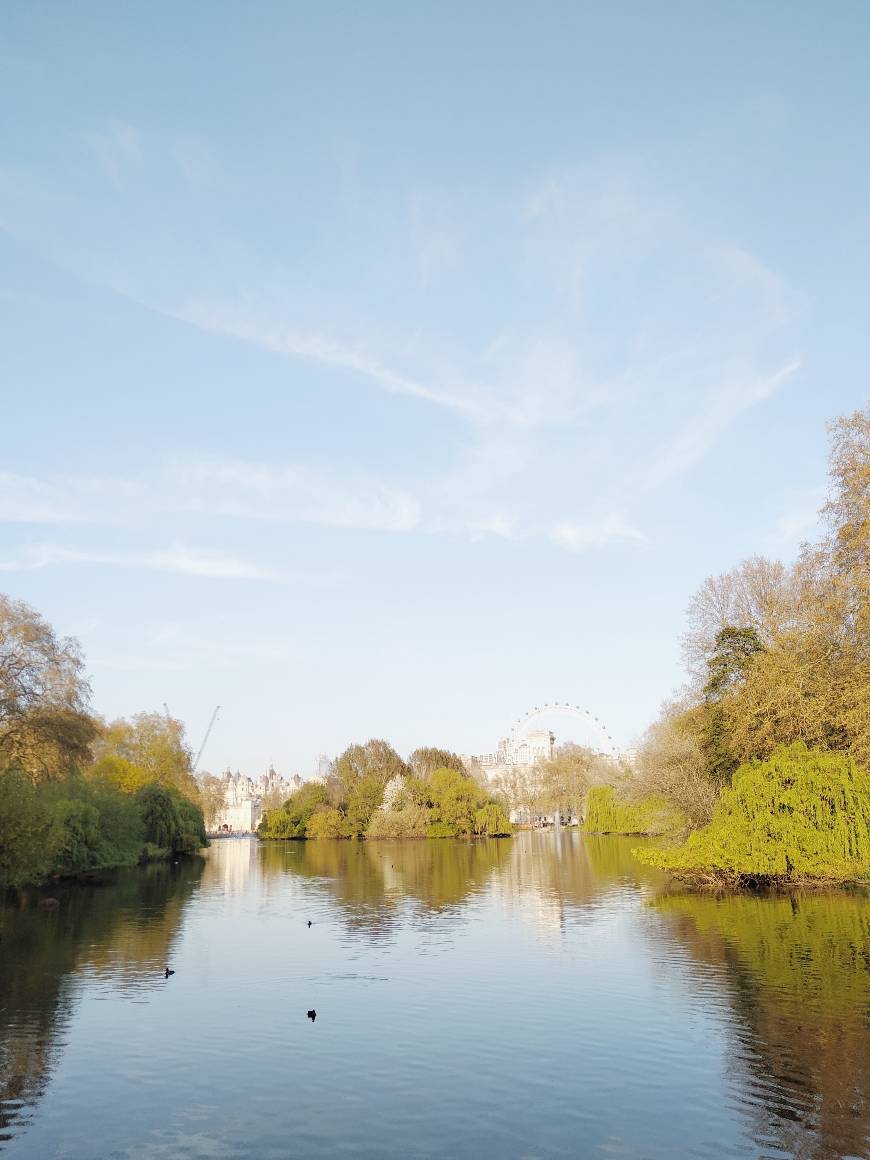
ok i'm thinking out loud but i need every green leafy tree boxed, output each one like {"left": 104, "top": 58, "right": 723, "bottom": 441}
{"left": 87, "top": 754, "right": 152, "bottom": 794}
{"left": 473, "top": 802, "right": 512, "bottom": 837}
{"left": 428, "top": 767, "right": 481, "bottom": 836}
{"left": 331, "top": 739, "right": 409, "bottom": 791}
{"left": 346, "top": 774, "right": 387, "bottom": 837}
{"left": 0, "top": 768, "right": 54, "bottom": 889}
{"left": 636, "top": 743, "right": 870, "bottom": 885}
{"left": 258, "top": 781, "right": 329, "bottom": 840}
{"left": 94, "top": 712, "right": 198, "bottom": 801}
{"left": 408, "top": 747, "right": 465, "bottom": 778}
{"left": 584, "top": 785, "right": 682, "bottom": 835}
{"left": 135, "top": 783, "right": 206, "bottom": 856}
{"left": 306, "top": 807, "right": 353, "bottom": 839}
{"left": 703, "top": 626, "right": 764, "bottom": 701}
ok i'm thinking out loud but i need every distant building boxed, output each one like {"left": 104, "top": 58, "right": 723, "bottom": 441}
{"left": 210, "top": 765, "right": 302, "bottom": 834}
{"left": 470, "top": 728, "right": 556, "bottom": 775}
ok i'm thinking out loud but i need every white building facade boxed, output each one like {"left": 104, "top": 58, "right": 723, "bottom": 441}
{"left": 210, "top": 765, "right": 302, "bottom": 834}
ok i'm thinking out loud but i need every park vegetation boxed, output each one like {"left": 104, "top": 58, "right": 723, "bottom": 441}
{"left": 0, "top": 595, "right": 207, "bottom": 892}
{"left": 617, "top": 405, "right": 868, "bottom": 886}
{"left": 257, "top": 742, "right": 512, "bottom": 841}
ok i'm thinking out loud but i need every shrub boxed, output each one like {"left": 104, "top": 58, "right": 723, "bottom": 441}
{"left": 366, "top": 804, "right": 431, "bottom": 839}
{"left": 583, "top": 785, "right": 683, "bottom": 835}
{"left": 258, "top": 782, "right": 328, "bottom": 840}
{"left": 635, "top": 743, "right": 870, "bottom": 886}
{"left": 305, "top": 807, "right": 353, "bottom": 840}
{"left": 426, "top": 821, "right": 458, "bottom": 839}
{"left": 474, "top": 802, "right": 512, "bottom": 837}
{"left": 0, "top": 768, "right": 54, "bottom": 890}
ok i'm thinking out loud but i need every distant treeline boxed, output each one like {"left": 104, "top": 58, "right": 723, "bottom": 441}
{"left": 257, "top": 743, "right": 511, "bottom": 841}
{"left": 0, "top": 597, "right": 208, "bottom": 892}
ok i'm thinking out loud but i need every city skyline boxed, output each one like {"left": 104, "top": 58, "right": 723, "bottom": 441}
{"left": 2, "top": 3, "right": 868, "bottom": 771}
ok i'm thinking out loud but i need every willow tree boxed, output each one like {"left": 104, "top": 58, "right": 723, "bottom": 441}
{"left": 637, "top": 744, "right": 870, "bottom": 885}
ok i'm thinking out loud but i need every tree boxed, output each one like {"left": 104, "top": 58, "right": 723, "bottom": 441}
{"left": 536, "top": 743, "right": 606, "bottom": 819}
{"left": 197, "top": 773, "right": 228, "bottom": 829}
{"left": 258, "top": 781, "right": 329, "bottom": 840}
{"left": 135, "top": 783, "right": 206, "bottom": 855}
{"left": 0, "top": 768, "right": 54, "bottom": 889}
{"left": 637, "top": 744, "right": 870, "bottom": 885}
{"left": 408, "top": 747, "right": 465, "bottom": 778}
{"left": 703, "top": 626, "right": 764, "bottom": 701}
{"left": 632, "top": 714, "right": 716, "bottom": 827}
{"left": 345, "top": 774, "right": 386, "bottom": 837}
{"left": 682, "top": 557, "right": 794, "bottom": 684}
{"left": 94, "top": 712, "right": 199, "bottom": 801}
{"left": 88, "top": 754, "right": 152, "bottom": 795}
{"left": 822, "top": 405, "right": 869, "bottom": 581}
{"left": 331, "top": 739, "right": 410, "bottom": 790}
{"left": 0, "top": 594, "right": 95, "bottom": 781}
{"left": 306, "top": 807, "right": 353, "bottom": 839}
{"left": 428, "top": 767, "right": 484, "bottom": 836}
{"left": 473, "top": 801, "right": 512, "bottom": 837}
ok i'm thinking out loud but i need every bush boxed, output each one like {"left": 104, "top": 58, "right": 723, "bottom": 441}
{"left": 583, "top": 785, "right": 683, "bottom": 835}
{"left": 0, "top": 768, "right": 54, "bottom": 890}
{"left": 635, "top": 743, "right": 870, "bottom": 886}
{"left": 366, "top": 804, "right": 430, "bottom": 839}
{"left": 474, "top": 802, "right": 512, "bottom": 837}
{"left": 305, "top": 807, "right": 353, "bottom": 840}
{"left": 258, "top": 781, "right": 328, "bottom": 840}
{"left": 426, "top": 821, "right": 458, "bottom": 839}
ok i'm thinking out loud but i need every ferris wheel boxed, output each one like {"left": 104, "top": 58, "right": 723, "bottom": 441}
{"left": 510, "top": 702, "right": 619, "bottom": 758}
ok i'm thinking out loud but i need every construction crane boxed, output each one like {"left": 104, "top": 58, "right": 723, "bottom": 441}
{"left": 193, "top": 705, "right": 220, "bottom": 774}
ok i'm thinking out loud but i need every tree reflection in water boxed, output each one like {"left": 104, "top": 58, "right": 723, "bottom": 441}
{"left": 1, "top": 837, "right": 867, "bottom": 1160}
{"left": 652, "top": 891, "right": 869, "bottom": 1160}
{"left": 0, "top": 860, "right": 203, "bottom": 1144}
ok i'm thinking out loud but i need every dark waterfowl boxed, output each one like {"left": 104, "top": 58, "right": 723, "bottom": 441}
{"left": 307, "top": 1009, "right": 316, "bottom": 1021}
{"left": 164, "top": 967, "right": 175, "bottom": 978}
{"left": 307, "top": 920, "right": 312, "bottom": 927}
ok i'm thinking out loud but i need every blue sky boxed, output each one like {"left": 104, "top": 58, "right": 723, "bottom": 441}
{"left": 1, "top": 2, "right": 867, "bottom": 774}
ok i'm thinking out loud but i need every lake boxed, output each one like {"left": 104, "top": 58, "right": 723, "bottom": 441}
{"left": 1, "top": 833, "right": 867, "bottom": 1159}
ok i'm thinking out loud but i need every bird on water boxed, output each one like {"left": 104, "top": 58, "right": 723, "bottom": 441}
{"left": 307, "top": 920, "right": 312, "bottom": 927}
{"left": 164, "top": 967, "right": 175, "bottom": 978}
{"left": 307, "top": 1009, "right": 317, "bottom": 1021}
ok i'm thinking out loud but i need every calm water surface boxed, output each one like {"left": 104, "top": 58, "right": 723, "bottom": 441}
{"left": 1, "top": 833, "right": 867, "bottom": 1159}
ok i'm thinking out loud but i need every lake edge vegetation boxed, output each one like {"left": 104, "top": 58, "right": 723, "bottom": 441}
{"left": 257, "top": 743, "right": 512, "bottom": 842}
{"left": 0, "top": 596, "right": 208, "bottom": 893}
{"left": 609, "top": 406, "right": 868, "bottom": 887}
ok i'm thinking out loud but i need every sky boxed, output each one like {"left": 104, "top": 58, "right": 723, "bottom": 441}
{"left": 1, "top": 1, "right": 868, "bottom": 775}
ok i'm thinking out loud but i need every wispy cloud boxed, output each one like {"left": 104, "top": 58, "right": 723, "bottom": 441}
{"left": 549, "top": 515, "right": 649, "bottom": 551}
{"left": 0, "top": 543, "right": 286, "bottom": 581}
{"left": 88, "top": 619, "right": 293, "bottom": 673}
{"left": 175, "top": 458, "right": 421, "bottom": 532}
{"left": 1, "top": 144, "right": 804, "bottom": 557}
{"left": 644, "top": 359, "right": 802, "bottom": 490}
{"left": 164, "top": 303, "right": 485, "bottom": 420}
{"left": 0, "top": 459, "right": 422, "bottom": 534}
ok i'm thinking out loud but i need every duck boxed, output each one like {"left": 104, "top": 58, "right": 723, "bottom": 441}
{"left": 307, "top": 920, "right": 312, "bottom": 928}
{"left": 164, "top": 966, "right": 175, "bottom": 978}
{"left": 307, "top": 1009, "right": 317, "bottom": 1021}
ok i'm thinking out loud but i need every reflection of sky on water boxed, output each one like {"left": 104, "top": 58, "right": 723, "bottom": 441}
{"left": 1, "top": 836, "right": 866, "bottom": 1159}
